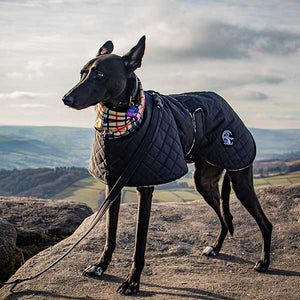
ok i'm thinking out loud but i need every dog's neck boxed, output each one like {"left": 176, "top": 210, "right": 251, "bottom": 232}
{"left": 105, "top": 74, "right": 139, "bottom": 112}
{"left": 128, "top": 75, "right": 139, "bottom": 104}
{"left": 94, "top": 77, "right": 145, "bottom": 139}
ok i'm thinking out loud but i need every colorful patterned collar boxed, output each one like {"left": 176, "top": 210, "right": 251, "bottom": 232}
{"left": 94, "top": 78, "right": 145, "bottom": 139}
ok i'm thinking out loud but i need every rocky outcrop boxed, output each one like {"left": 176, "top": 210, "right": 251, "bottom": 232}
{"left": 0, "top": 197, "right": 93, "bottom": 282}
{"left": 0, "top": 184, "right": 299, "bottom": 300}
{"left": 0, "top": 220, "right": 17, "bottom": 280}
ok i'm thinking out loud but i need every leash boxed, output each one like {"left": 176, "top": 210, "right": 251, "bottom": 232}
{"left": 0, "top": 95, "right": 161, "bottom": 293}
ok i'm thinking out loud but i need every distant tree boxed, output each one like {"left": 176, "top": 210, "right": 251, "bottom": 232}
{"left": 288, "top": 163, "right": 300, "bottom": 172}
{"left": 259, "top": 168, "right": 264, "bottom": 178}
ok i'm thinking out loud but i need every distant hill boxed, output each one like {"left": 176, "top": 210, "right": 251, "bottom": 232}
{"left": 0, "top": 125, "right": 300, "bottom": 169}
{"left": 0, "top": 167, "right": 90, "bottom": 198}
{"left": 249, "top": 128, "right": 300, "bottom": 157}
{"left": 0, "top": 126, "right": 93, "bottom": 169}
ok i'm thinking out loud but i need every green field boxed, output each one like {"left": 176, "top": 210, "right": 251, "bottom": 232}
{"left": 254, "top": 171, "right": 300, "bottom": 186}
{"left": 54, "top": 177, "right": 106, "bottom": 211}
{"left": 54, "top": 171, "right": 300, "bottom": 211}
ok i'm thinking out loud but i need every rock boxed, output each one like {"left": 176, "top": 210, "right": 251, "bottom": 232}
{"left": 0, "top": 197, "right": 93, "bottom": 245}
{"left": 0, "top": 185, "right": 299, "bottom": 300}
{"left": 0, "top": 197, "right": 93, "bottom": 282}
{"left": 0, "top": 219, "right": 17, "bottom": 280}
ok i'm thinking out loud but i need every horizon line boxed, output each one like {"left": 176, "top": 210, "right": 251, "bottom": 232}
{"left": 0, "top": 124, "right": 300, "bottom": 131}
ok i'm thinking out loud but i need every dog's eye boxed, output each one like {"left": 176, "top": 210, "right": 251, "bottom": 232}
{"left": 96, "top": 71, "right": 105, "bottom": 79}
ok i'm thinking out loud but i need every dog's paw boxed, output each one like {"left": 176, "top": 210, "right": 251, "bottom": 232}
{"left": 254, "top": 260, "right": 269, "bottom": 272}
{"left": 116, "top": 280, "right": 139, "bottom": 295}
{"left": 202, "top": 246, "right": 217, "bottom": 256}
{"left": 82, "top": 265, "right": 104, "bottom": 277}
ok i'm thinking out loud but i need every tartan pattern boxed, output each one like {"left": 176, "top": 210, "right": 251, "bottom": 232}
{"left": 94, "top": 80, "right": 145, "bottom": 139}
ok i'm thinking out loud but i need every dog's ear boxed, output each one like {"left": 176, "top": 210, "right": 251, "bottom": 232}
{"left": 122, "top": 36, "right": 146, "bottom": 71}
{"left": 97, "top": 41, "right": 114, "bottom": 56}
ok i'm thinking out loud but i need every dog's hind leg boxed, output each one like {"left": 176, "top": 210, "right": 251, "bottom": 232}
{"left": 193, "top": 158, "right": 227, "bottom": 256}
{"left": 117, "top": 186, "right": 154, "bottom": 295}
{"left": 228, "top": 166, "right": 272, "bottom": 272}
{"left": 83, "top": 185, "right": 121, "bottom": 277}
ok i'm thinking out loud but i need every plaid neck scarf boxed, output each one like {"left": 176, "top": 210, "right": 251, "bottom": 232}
{"left": 94, "top": 78, "right": 145, "bottom": 139}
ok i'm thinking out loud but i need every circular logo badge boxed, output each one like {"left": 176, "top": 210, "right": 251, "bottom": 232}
{"left": 222, "top": 130, "right": 234, "bottom": 146}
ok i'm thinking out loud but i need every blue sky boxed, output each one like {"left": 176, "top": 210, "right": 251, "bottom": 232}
{"left": 0, "top": 0, "right": 299, "bottom": 129}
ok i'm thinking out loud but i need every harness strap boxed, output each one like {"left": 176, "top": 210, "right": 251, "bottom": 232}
{"left": 165, "top": 94, "right": 203, "bottom": 163}
{"left": 0, "top": 95, "right": 161, "bottom": 293}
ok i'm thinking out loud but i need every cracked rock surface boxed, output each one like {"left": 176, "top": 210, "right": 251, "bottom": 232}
{"left": 0, "top": 197, "right": 93, "bottom": 282}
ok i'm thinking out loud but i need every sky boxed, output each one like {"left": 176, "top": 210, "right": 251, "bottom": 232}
{"left": 0, "top": 0, "right": 299, "bottom": 129}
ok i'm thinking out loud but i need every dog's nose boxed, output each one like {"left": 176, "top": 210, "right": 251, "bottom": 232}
{"left": 62, "top": 95, "right": 74, "bottom": 106}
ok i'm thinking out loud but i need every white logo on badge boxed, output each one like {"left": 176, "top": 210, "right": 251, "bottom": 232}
{"left": 222, "top": 130, "right": 234, "bottom": 146}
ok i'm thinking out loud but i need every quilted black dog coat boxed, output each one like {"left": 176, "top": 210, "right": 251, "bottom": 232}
{"left": 89, "top": 91, "right": 256, "bottom": 187}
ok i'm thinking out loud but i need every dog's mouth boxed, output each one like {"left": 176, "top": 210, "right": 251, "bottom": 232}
{"left": 62, "top": 95, "right": 101, "bottom": 110}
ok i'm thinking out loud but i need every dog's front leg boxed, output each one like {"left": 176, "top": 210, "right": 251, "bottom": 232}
{"left": 117, "top": 186, "right": 154, "bottom": 295}
{"left": 83, "top": 185, "right": 121, "bottom": 277}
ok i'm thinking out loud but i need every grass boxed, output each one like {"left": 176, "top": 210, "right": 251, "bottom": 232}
{"left": 54, "top": 177, "right": 105, "bottom": 211}
{"left": 152, "top": 189, "right": 199, "bottom": 203}
{"left": 254, "top": 170, "right": 300, "bottom": 187}
{"left": 55, "top": 171, "right": 300, "bottom": 211}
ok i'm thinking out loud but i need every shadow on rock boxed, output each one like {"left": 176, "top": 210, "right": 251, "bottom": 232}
{"left": 267, "top": 268, "right": 300, "bottom": 277}
{"left": 207, "top": 253, "right": 254, "bottom": 265}
{"left": 3, "top": 289, "right": 104, "bottom": 300}
{"left": 143, "top": 282, "right": 234, "bottom": 300}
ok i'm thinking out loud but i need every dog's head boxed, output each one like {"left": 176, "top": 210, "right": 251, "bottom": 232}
{"left": 62, "top": 36, "right": 146, "bottom": 111}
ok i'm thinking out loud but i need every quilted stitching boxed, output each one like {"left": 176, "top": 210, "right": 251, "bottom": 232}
{"left": 181, "top": 92, "right": 256, "bottom": 170}
{"left": 131, "top": 104, "right": 188, "bottom": 186}
{"left": 89, "top": 92, "right": 191, "bottom": 187}
{"left": 89, "top": 90, "right": 256, "bottom": 187}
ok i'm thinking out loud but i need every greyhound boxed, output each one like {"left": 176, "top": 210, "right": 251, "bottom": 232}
{"left": 62, "top": 36, "right": 273, "bottom": 295}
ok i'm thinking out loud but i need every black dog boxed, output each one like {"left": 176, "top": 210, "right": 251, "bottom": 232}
{"left": 62, "top": 36, "right": 272, "bottom": 295}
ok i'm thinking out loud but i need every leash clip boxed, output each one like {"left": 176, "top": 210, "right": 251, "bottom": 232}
{"left": 152, "top": 92, "right": 164, "bottom": 108}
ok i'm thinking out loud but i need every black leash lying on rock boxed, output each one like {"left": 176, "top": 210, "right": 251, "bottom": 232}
{"left": 0, "top": 95, "right": 161, "bottom": 293}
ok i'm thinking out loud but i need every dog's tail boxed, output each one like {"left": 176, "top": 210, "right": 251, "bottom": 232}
{"left": 221, "top": 172, "right": 234, "bottom": 236}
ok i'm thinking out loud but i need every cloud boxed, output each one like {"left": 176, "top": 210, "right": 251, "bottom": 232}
{"left": 214, "top": 73, "right": 284, "bottom": 90}
{"left": 255, "top": 113, "right": 299, "bottom": 121}
{"left": 246, "top": 91, "right": 269, "bottom": 101}
{"left": 0, "top": 91, "right": 48, "bottom": 100}
{"left": 0, "top": 0, "right": 43, "bottom": 7}
{"left": 0, "top": 0, "right": 299, "bottom": 129}
{"left": 9, "top": 103, "right": 48, "bottom": 108}
{"left": 220, "top": 88, "right": 270, "bottom": 103}
{"left": 5, "top": 72, "right": 24, "bottom": 79}
{"left": 25, "top": 59, "right": 53, "bottom": 76}
{"left": 171, "top": 70, "right": 285, "bottom": 93}
{"left": 4, "top": 59, "right": 53, "bottom": 80}
{"left": 148, "top": 19, "right": 300, "bottom": 62}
